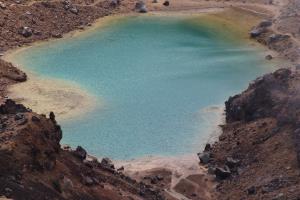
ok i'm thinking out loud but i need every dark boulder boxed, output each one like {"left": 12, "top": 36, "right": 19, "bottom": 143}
{"left": 135, "top": 1, "right": 147, "bottom": 13}
{"left": 0, "top": 99, "right": 28, "bottom": 114}
{"left": 139, "top": 5, "right": 148, "bottom": 13}
{"left": 70, "top": 6, "right": 79, "bottom": 14}
{"left": 265, "top": 55, "right": 273, "bottom": 60}
{"left": 215, "top": 166, "right": 231, "bottom": 180}
{"left": 101, "top": 157, "right": 115, "bottom": 169}
{"left": 250, "top": 27, "right": 265, "bottom": 38}
{"left": 225, "top": 157, "right": 240, "bottom": 169}
{"left": 19, "top": 27, "right": 33, "bottom": 38}
{"left": 258, "top": 20, "right": 272, "bottom": 28}
{"left": 204, "top": 143, "right": 211, "bottom": 152}
{"left": 15, "top": 113, "right": 24, "bottom": 121}
{"left": 73, "top": 146, "right": 87, "bottom": 160}
{"left": 197, "top": 152, "right": 211, "bottom": 164}
{"left": 163, "top": 0, "right": 169, "bottom": 6}
{"left": 135, "top": 0, "right": 144, "bottom": 9}
{"left": 49, "top": 111, "right": 56, "bottom": 122}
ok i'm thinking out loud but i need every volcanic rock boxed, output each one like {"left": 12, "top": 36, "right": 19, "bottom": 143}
{"left": 18, "top": 27, "right": 33, "bottom": 38}
{"left": 101, "top": 157, "right": 115, "bottom": 169}
{"left": 197, "top": 152, "right": 211, "bottom": 164}
{"left": 163, "top": 0, "right": 169, "bottom": 6}
{"left": 215, "top": 166, "right": 231, "bottom": 180}
{"left": 73, "top": 146, "right": 87, "bottom": 160}
{"left": 70, "top": 6, "right": 79, "bottom": 14}
{"left": 0, "top": 1, "right": 6, "bottom": 9}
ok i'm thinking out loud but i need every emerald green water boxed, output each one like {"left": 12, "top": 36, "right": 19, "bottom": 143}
{"left": 13, "top": 16, "right": 276, "bottom": 159}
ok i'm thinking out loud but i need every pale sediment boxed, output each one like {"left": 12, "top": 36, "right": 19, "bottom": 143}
{"left": 115, "top": 154, "right": 216, "bottom": 199}
{"left": 8, "top": 76, "right": 99, "bottom": 121}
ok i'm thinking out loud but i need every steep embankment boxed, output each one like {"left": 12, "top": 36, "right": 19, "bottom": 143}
{"left": 197, "top": 1, "right": 300, "bottom": 199}
{"left": 199, "top": 68, "right": 300, "bottom": 199}
{"left": 0, "top": 59, "right": 26, "bottom": 100}
{"left": 0, "top": 99, "right": 166, "bottom": 200}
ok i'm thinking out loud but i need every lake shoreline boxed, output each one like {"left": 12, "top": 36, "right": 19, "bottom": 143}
{"left": 2, "top": 6, "right": 281, "bottom": 121}
{"left": 0, "top": 0, "right": 298, "bottom": 198}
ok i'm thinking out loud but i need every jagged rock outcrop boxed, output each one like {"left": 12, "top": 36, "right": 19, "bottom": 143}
{"left": 0, "top": 60, "right": 27, "bottom": 82}
{"left": 202, "top": 68, "right": 300, "bottom": 199}
{"left": 0, "top": 99, "right": 166, "bottom": 200}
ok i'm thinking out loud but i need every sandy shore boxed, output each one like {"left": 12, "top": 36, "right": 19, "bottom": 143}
{"left": 1, "top": 14, "right": 132, "bottom": 121}
{"left": 114, "top": 154, "right": 216, "bottom": 199}
{"left": 3, "top": 51, "right": 99, "bottom": 121}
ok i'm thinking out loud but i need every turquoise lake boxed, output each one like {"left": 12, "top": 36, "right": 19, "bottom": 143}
{"left": 13, "top": 15, "right": 277, "bottom": 160}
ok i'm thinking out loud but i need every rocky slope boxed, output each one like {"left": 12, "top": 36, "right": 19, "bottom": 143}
{"left": 0, "top": 0, "right": 300, "bottom": 199}
{"left": 0, "top": 99, "right": 167, "bottom": 200}
{"left": 0, "top": 0, "right": 136, "bottom": 52}
{"left": 197, "top": 2, "right": 300, "bottom": 198}
{"left": 0, "top": 59, "right": 26, "bottom": 101}
{"left": 249, "top": 0, "right": 300, "bottom": 63}
{"left": 200, "top": 68, "right": 300, "bottom": 199}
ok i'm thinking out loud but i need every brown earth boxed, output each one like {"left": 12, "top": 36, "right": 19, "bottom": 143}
{"left": 0, "top": 99, "right": 168, "bottom": 200}
{"left": 201, "top": 68, "right": 300, "bottom": 200}
{"left": 0, "top": 0, "right": 300, "bottom": 199}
